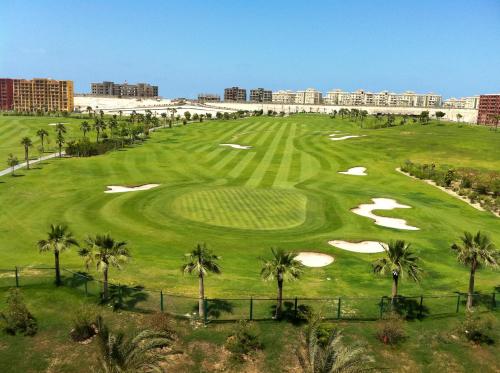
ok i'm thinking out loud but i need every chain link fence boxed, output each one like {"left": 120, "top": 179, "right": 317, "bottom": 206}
{"left": 0, "top": 266, "right": 497, "bottom": 322}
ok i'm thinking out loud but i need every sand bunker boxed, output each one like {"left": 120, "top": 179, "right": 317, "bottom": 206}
{"left": 351, "top": 198, "right": 420, "bottom": 230}
{"left": 328, "top": 240, "right": 387, "bottom": 253}
{"left": 105, "top": 184, "right": 159, "bottom": 194}
{"left": 48, "top": 122, "right": 68, "bottom": 126}
{"left": 296, "top": 252, "right": 334, "bottom": 267}
{"left": 329, "top": 134, "right": 365, "bottom": 141}
{"left": 220, "top": 143, "right": 252, "bottom": 150}
{"left": 338, "top": 167, "right": 367, "bottom": 176}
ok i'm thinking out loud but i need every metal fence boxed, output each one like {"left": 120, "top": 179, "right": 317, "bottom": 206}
{"left": 0, "top": 266, "right": 497, "bottom": 323}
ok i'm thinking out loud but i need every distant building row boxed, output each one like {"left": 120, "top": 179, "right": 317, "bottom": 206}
{"left": 91, "top": 81, "right": 158, "bottom": 98}
{"left": 0, "top": 78, "right": 74, "bottom": 112}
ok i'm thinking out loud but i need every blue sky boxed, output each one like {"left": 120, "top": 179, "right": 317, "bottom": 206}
{"left": 1, "top": 0, "right": 499, "bottom": 98}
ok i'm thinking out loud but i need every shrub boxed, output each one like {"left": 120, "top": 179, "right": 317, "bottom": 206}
{"left": 1, "top": 288, "right": 37, "bottom": 336}
{"left": 376, "top": 312, "right": 406, "bottom": 345}
{"left": 459, "top": 312, "right": 494, "bottom": 344}
{"left": 70, "top": 307, "right": 98, "bottom": 342}
{"left": 149, "top": 311, "right": 174, "bottom": 333}
{"left": 225, "top": 321, "right": 263, "bottom": 362}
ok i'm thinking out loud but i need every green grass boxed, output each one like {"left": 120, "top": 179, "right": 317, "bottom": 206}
{"left": 0, "top": 114, "right": 499, "bottom": 301}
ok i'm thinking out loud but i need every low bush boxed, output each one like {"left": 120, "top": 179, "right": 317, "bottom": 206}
{"left": 0, "top": 288, "right": 37, "bottom": 336}
{"left": 70, "top": 307, "right": 98, "bottom": 342}
{"left": 149, "top": 311, "right": 175, "bottom": 334}
{"left": 459, "top": 312, "right": 495, "bottom": 344}
{"left": 225, "top": 321, "right": 263, "bottom": 363}
{"left": 376, "top": 312, "right": 406, "bottom": 345}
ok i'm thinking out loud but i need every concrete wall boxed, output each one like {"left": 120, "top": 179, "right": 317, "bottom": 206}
{"left": 205, "top": 102, "right": 478, "bottom": 123}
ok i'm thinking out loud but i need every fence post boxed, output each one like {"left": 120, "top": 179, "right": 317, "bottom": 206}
{"left": 337, "top": 297, "right": 342, "bottom": 319}
{"left": 456, "top": 293, "right": 461, "bottom": 313}
{"left": 379, "top": 297, "right": 385, "bottom": 319}
{"left": 160, "top": 290, "right": 164, "bottom": 312}
{"left": 249, "top": 297, "right": 253, "bottom": 321}
{"left": 419, "top": 295, "right": 424, "bottom": 318}
{"left": 15, "top": 266, "right": 19, "bottom": 287}
{"left": 294, "top": 297, "right": 298, "bottom": 319}
{"left": 203, "top": 298, "right": 208, "bottom": 324}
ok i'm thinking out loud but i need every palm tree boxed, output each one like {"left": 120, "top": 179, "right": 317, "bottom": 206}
{"left": 108, "top": 118, "right": 118, "bottom": 139}
{"left": 161, "top": 112, "right": 167, "bottom": 127}
{"left": 372, "top": 240, "right": 422, "bottom": 304}
{"left": 56, "top": 132, "right": 65, "bottom": 157}
{"left": 20, "top": 137, "right": 32, "bottom": 170}
{"left": 80, "top": 121, "right": 91, "bottom": 138}
{"left": 86, "top": 106, "right": 93, "bottom": 118}
{"left": 55, "top": 122, "right": 66, "bottom": 136}
{"left": 6, "top": 153, "right": 19, "bottom": 176}
{"left": 181, "top": 243, "right": 221, "bottom": 318}
{"left": 456, "top": 113, "right": 463, "bottom": 123}
{"left": 261, "top": 248, "right": 304, "bottom": 318}
{"left": 79, "top": 234, "right": 130, "bottom": 301}
{"left": 451, "top": 231, "right": 498, "bottom": 310}
{"left": 36, "top": 129, "right": 49, "bottom": 153}
{"left": 93, "top": 119, "right": 106, "bottom": 143}
{"left": 37, "top": 224, "right": 79, "bottom": 286}
{"left": 297, "top": 315, "right": 373, "bottom": 373}
{"left": 95, "top": 317, "right": 173, "bottom": 372}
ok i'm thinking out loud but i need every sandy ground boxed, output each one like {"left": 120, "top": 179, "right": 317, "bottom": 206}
{"left": 219, "top": 143, "right": 252, "bottom": 150}
{"left": 105, "top": 184, "right": 160, "bottom": 193}
{"left": 329, "top": 134, "right": 365, "bottom": 141}
{"left": 338, "top": 166, "right": 367, "bottom": 176}
{"left": 328, "top": 240, "right": 387, "bottom": 253}
{"left": 0, "top": 152, "right": 65, "bottom": 177}
{"left": 48, "top": 122, "right": 68, "bottom": 126}
{"left": 351, "top": 198, "right": 420, "bottom": 230}
{"left": 296, "top": 252, "right": 334, "bottom": 267}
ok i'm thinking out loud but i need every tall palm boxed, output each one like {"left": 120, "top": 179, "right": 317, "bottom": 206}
{"left": 56, "top": 132, "right": 65, "bottom": 157}
{"left": 372, "top": 240, "right": 422, "bottom": 303}
{"left": 6, "top": 153, "right": 19, "bottom": 176}
{"left": 20, "top": 137, "right": 32, "bottom": 169}
{"left": 80, "top": 121, "right": 91, "bottom": 138}
{"left": 37, "top": 224, "right": 79, "bottom": 286}
{"left": 36, "top": 129, "right": 49, "bottom": 153}
{"left": 55, "top": 122, "right": 66, "bottom": 136}
{"left": 451, "top": 231, "right": 498, "bottom": 310}
{"left": 108, "top": 118, "right": 118, "bottom": 139}
{"left": 93, "top": 119, "right": 106, "bottom": 143}
{"left": 79, "top": 234, "right": 131, "bottom": 301}
{"left": 161, "top": 112, "right": 167, "bottom": 127}
{"left": 86, "top": 106, "right": 93, "bottom": 118}
{"left": 297, "top": 315, "right": 373, "bottom": 373}
{"left": 181, "top": 243, "right": 221, "bottom": 318}
{"left": 95, "top": 317, "right": 173, "bottom": 373}
{"left": 261, "top": 248, "right": 304, "bottom": 318}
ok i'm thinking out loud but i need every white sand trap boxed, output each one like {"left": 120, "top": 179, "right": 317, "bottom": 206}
{"left": 296, "top": 252, "right": 334, "bottom": 267}
{"left": 352, "top": 198, "right": 420, "bottom": 230}
{"left": 339, "top": 167, "right": 367, "bottom": 176}
{"left": 329, "top": 134, "right": 365, "bottom": 141}
{"left": 220, "top": 143, "right": 252, "bottom": 150}
{"left": 328, "top": 240, "right": 387, "bottom": 253}
{"left": 48, "top": 122, "right": 68, "bottom": 126}
{"left": 105, "top": 184, "right": 159, "bottom": 194}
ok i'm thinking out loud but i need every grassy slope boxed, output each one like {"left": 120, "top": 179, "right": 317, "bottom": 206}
{"left": 0, "top": 115, "right": 498, "bottom": 301}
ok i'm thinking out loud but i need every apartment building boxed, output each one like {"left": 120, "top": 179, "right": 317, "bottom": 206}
{"left": 295, "top": 88, "right": 322, "bottom": 104}
{"left": 477, "top": 94, "right": 500, "bottom": 125}
{"left": 324, "top": 89, "right": 442, "bottom": 108}
{"left": 249, "top": 88, "right": 272, "bottom": 102}
{"left": 91, "top": 81, "right": 159, "bottom": 97}
{"left": 272, "top": 90, "right": 296, "bottom": 104}
{"left": 443, "top": 96, "right": 479, "bottom": 109}
{"left": 224, "top": 87, "right": 247, "bottom": 102}
{"left": 0, "top": 78, "right": 74, "bottom": 112}
{"left": 197, "top": 93, "right": 221, "bottom": 103}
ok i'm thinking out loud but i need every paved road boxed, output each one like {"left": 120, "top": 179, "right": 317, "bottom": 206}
{"left": 0, "top": 152, "right": 65, "bottom": 177}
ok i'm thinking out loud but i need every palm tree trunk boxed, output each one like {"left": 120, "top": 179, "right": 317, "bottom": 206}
{"left": 103, "top": 268, "right": 109, "bottom": 301}
{"left": 391, "top": 274, "right": 399, "bottom": 304}
{"left": 467, "top": 262, "right": 476, "bottom": 310}
{"left": 276, "top": 277, "right": 283, "bottom": 319}
{"left": 25, "top": 148, "right": 29, "bottom": 170}
{"left": 54, "top": 250, "right": 61, "bottom": 286}
{"left": 199, "top": 273, "right": 205, "bottom": 318}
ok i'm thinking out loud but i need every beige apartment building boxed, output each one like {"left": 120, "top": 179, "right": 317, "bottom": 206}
{"left": 324, "top": 89, "right": 442, "bottom": 108}
{"left": 295, "top": 88, "right": 322, "bottom": 104}
{"left": 272, "top": 90, "right": 296, "bottom": 104}
{"left": 443, "top": 96, "right": 479, "bottom": 109}
{"left": 11, "top": 78, "right": 74, "bottom": 112}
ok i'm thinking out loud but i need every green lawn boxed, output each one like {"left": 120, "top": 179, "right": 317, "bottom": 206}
{"left": 0, "top": 114, "right": 499, "bottom": 302}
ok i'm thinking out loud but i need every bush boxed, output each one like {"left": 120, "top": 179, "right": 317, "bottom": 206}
{"left": 70, "top": 307, "right": 98, "bottom": 342}
{"left": 459, "top": 312, "right": 494, "bottom": 344}
{"left": 149, "top": 311, "right": 174, "bottom": 333}
{"left": 225, "top": 321, "right": 263, "bottom": 362}
{"left": 376, "top": 312, "right": 406, "bottom": 345}
{"left": 1, "top": 288, "right": 37, "bottom": 336}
